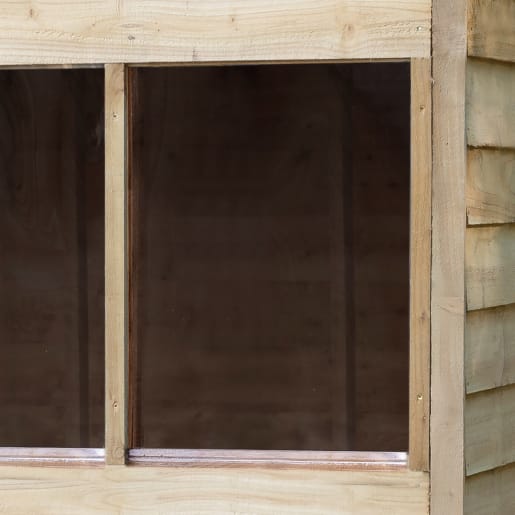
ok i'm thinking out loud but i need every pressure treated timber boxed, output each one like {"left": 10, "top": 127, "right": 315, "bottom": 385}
{"left": 466, "top": 224, "right": 515, "bottom": 311}
{"left": 465, "top": 464, "right": 515, "bottom": 515}
{"left": 0, "top": 466, "right": 429, "bottom": 515}
{"left": 0, "top": 0, "right": 430, "bottom": 65}
{"left": 465, "top": 385, "right": 515, "bottom": 476}
{"left": 409, "top": 58, "right": 431, "bottom": 472}
{"left": 468, "top": 0, "right": 515, "bottom": 63}
{"left": 466, "top": 304, "right": 515, "bottom": 394}
{"left": 105, "top": 64, "right": 128, "bottom": 465}
{"left": 466, "top": 59, "right": 515, "bottom": 150}
{"left": 467, "top": 148, "right": 515, "bottom": 225}
{"left": 431, "top": 0, "right": 467, "bottom": 512}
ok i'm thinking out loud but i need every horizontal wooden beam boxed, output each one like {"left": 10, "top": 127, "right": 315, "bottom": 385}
{"left": 468, "top": 0, "right": 515, "bottom": 63}
{"left": 466, "top": 305, "right": 515, "bottom": 394}
{"left": 466, "top": 224, "right": 515, "bottom": 311}
{"left": 0, "top": 466, "right": 429, "bottom": 514}
{"left": 466, "top": 59, "right": 515, "bottom": 149}
{"left": 465, "top": 385, "right": 515, "bottom": 476}
{"left": 467, "top": 148, "right": 515, "bottom": 225}
{"left": 0, "top": 0, "right": 430, "bottom": 65}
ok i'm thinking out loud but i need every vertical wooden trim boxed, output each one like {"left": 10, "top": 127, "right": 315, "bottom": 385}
{"left": 431, "top": 0, "right": 467, "bottom": 512}
{"left": 409, "top": 58, "right": 432, "bottom": 472}
{"left": 105, "top": 63, "right": 128, "bottom": 465}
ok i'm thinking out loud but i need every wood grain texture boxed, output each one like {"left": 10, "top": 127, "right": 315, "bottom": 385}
{"left": 105, "top": 64, "right": 127, "bottom": 465}
{"left": 409, "top": 58, "right": 431, "bottom": 472}
{"left": 468, "top": 0, "right": 515, "bottom": 62}
{"left": 465, "top": 464, "right": 515, "bottom": 515}
{"left": 431, "top": 0, "right": 467, "bottom": 511}
{"left": 0, "top": 466, "right": 429, "bottom": 514}
{"left": 0, "top": 0, "right": 430, "bottom": 65}
{"left": 465, "top": 385, "right": 515, "bottom": 476}
{"left": 467, "top": 148, "right": 515, "bottom": 225}
{"left": 466, "top": 304, "right": 515, "bottom": 394}
{"left": 466, "top": 225, "right": 515, "bottom": 311}
{"left": 466, "top": 58, "right": 515, "bottom": 149}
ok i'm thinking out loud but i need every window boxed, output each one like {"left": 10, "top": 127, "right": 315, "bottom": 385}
{"left": 0, "top": 70, "right": 105, "bottom": 448}
{"left": 0, "top": 61, "right": 429, "bottom": 470}
{"left": 130, "top": 64, "right": 410, "bottom": 452}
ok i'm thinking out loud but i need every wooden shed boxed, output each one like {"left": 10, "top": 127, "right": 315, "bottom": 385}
{"left": 0, "top": 1, "right": 513, "bottom": 514}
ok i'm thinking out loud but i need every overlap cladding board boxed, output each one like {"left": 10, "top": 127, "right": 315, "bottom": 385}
{"left": 0, "top": 0, "right": 430, "bottom": 65}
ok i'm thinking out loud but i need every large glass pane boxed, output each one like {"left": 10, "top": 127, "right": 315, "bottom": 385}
{"left": 131, "top": 64, "right": 409, "bottom": 450}
{"left": 0, "top": 70, "right": 105, "bottom": 447}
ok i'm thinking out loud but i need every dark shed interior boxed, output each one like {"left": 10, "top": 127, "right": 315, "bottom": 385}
{"left": 0, "top": 63, "right": 410, "bottom": 451}
{"left": 131, "top": 63, "right": 410, "bottom": 451}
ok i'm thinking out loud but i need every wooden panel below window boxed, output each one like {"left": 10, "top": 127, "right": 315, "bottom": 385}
{"left": 0, "top": 466, "right": 429, "bottom": 515}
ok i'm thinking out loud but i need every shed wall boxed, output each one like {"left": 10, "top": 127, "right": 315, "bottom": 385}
{"left": 464, "top": 1, "right": 515, "bottom": 513}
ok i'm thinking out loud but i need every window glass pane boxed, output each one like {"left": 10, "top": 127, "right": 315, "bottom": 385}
{"left": 0, "top": 70, "right": 105, "bottom": 447}
{"left": 131, "top": 64, "right": 409, "bottom": 451}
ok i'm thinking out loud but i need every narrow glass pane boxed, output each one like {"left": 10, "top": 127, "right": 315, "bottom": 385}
{"left": 0, "top": 70, "right": 105, "bottom": 447}
{"left": 132, "top": 64, "right": 409, "bottom": 450}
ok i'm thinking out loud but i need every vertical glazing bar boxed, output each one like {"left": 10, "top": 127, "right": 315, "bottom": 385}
{"left": 409, "top": 58, "right": 432, "bottom": 471}
{"left": 105, "top": 63, "right": 128, "bottom": 465}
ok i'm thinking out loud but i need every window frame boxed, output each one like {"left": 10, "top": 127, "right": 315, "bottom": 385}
{"left": 105, "top": 59, "right": 432, "bottom": 472}
{"left": 0, "top": 58, "right": 431, "bottom": 474}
